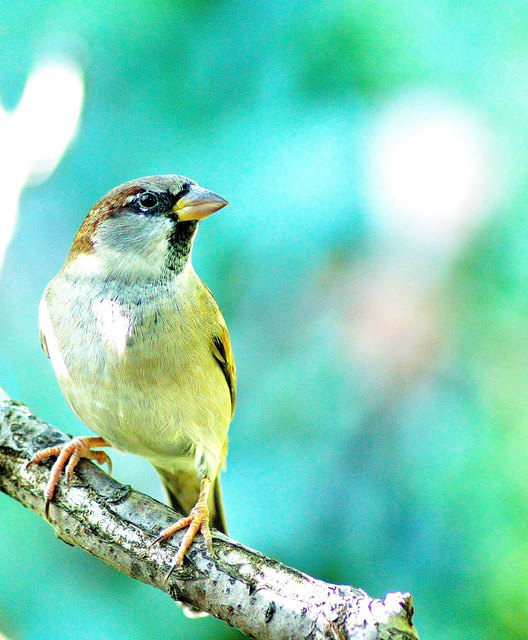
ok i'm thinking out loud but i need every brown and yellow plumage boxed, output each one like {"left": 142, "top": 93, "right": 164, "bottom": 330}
{"left": 29, "top": 175, "right": 235, "bottom": 585}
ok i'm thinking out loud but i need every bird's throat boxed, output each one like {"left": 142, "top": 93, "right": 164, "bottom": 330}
{"left": 166, "top": 220, "right": 198, "bottom": 273}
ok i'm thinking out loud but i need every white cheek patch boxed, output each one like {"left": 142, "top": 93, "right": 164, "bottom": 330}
{"left": 93, "top": 298, "right": 132, "bottom": 357}
{"left": 68, "top": 253, "right": 102, "bottom": 276}
{"left": 95, "top": 215, "right": 173, "bottom": 276}
{"left": 38, "top": 298, "right": 70, "bottom": 380}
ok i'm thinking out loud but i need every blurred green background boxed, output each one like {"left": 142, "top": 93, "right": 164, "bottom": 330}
{"left": 1, "top": 1, "right": 528, "bottom": 638}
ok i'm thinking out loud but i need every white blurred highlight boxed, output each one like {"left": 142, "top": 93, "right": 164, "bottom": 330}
{"left": 367, "top": 94, "right": 492, "bottom": 254}
{"left": 0, "top": 62, "right": 83, "bottom": 269}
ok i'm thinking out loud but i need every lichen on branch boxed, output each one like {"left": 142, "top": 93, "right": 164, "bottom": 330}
{"left": 0, "top": 388, "right": 419, "bottom": 640}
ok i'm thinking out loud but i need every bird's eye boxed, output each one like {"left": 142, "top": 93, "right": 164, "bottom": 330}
{"left": 139, "top": 192, "right": 159, "bottom": 209}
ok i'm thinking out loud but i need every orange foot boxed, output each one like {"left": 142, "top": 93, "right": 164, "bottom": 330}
{"left": 26, "top": 436, "right": 112, "bottom": 518}
{"left": 151, "top": 477, "right": 213, "bottom": 581}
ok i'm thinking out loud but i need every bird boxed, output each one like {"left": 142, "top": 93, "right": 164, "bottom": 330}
{"left": 28, "top": 174, "right": 236, "bottom": 578}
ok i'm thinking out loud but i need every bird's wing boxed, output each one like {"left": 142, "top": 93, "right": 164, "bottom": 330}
{"left": 39, "top": 328, "right": 50, "bottom": 359}
{"left": 212, "top": 321, "right": 236, "bottom": 417}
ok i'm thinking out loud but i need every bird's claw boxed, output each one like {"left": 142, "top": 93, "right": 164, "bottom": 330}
{"left": 26, "top": 436, "right": 112, "bottom": 518}
{"left": 151, "top": 498, "right": 213, "bottom": 582}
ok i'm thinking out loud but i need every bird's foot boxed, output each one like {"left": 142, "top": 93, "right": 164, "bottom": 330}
{"left": 151, "top": 479, "right": 213, "bottom": 581}
{"left": 26, "top": 436, "right": 112, "bottom": 518}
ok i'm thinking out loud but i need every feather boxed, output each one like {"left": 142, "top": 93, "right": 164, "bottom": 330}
{"left": 212, "top": 325, "right": 236, "bottom": 417}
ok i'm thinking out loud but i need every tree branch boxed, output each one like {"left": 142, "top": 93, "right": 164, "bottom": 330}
{"left": 0, "top": 388, "right": 419, "bottom": 640}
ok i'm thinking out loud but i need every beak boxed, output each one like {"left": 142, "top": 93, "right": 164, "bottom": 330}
{"left": 173, "top": 185, "right": 229, "bottom": 221}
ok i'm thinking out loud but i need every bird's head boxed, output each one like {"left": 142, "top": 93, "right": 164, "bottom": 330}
{"left": 65, "top": 175, "right": 229, "bottom": 279}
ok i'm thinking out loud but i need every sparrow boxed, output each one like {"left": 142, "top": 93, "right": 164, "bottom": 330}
{"left": 28, "top": 175, "right": 236, "bottom": 576}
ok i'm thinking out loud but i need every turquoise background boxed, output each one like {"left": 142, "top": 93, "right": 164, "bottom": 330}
{"left": 2, "top": 1, "right": 528, "bottom": 639}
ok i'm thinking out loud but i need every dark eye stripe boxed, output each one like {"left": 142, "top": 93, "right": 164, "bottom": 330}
{"left": 174, "top": 183, "right": 191, "bottom": 203}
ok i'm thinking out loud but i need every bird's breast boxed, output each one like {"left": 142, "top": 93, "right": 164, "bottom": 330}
{"left": 41, "top": 272, "right": 231, "bottom": 468}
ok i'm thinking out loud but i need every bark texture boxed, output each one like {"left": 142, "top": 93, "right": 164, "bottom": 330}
{"left": 0, "top": 388, "right": 419, "bottom": 640}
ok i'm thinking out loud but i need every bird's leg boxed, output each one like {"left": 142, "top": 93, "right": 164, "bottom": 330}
{"left": 26, "top": 436, "right": 112, "bottom": 518}
{"left": 151, "top": 476, "right": 213, "bottom": 580}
